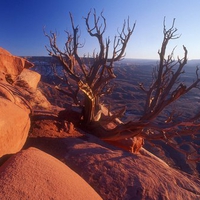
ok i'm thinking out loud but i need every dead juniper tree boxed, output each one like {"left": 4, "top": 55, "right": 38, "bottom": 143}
{"left": 98, "top": 18, "right": 200, "bottom": 160}
{"left": 137, "top": 18, "right": 200, "bottom": 160}
{"left": 45, "top": 11, "right": 199, "bottom": 159}
{"left": 44, "top": 10, "right": 135, "bottom": 125}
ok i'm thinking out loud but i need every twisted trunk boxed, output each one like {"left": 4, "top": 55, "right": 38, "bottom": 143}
{"left": 82, "top": 95, "right": 101, "bottom": 125}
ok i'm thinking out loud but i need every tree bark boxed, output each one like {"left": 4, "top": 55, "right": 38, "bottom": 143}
{"left": 82, "top": 95, "right": 101, "bottom": 124}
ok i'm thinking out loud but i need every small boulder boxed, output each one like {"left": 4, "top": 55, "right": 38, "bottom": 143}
{"left": 13, "top": 69, "right": 51, "bottom": 110}
{"left": 14, "top": 68, "right": 41, "bottom": 90}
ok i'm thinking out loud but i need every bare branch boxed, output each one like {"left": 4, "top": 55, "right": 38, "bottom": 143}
{"left": 44, "top": 10, "right": 135, "bottom": 125}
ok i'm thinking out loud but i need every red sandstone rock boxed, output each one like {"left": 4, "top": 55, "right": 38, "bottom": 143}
{"left": 63, "top": 136, "right": 200, "bottom": 200}
{"left": 0, "top": 47, "right": 34, "bottom": 157}
{"left": 14, "top": 68, "right": 41, "bottom": 90}
{"left": 13, "top": 68, "right": 51, "bottom": 109}
{"left": 0, "top": 98, "right": 30, "bottom": 157}
{"left": 0, "top": 47, "right": 33, "bottom": 81}
{"left": 0, "top": 147, "right": 102, "bottom": 200}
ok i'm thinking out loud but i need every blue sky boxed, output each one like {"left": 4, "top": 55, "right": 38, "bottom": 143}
{"left": 0, "top": 0, "right": 200, "bottom": 59}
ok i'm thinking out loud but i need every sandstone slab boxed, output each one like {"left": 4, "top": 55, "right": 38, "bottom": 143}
{"left": 63, "top": 136, "right": 200, "bottom": 200}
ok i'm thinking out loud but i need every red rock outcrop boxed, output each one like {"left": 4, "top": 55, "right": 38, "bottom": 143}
{"left": 0, "top": 48, "right": 33, "bottom": 157}
{"left": 0, "top": 47, "right": 52, "bottom": 158}
{"left": 13, "top": 68, "right": 51, "bottom": 110}
{"left": 14, "top": 68, "right": 41, "bottom": 90}
{"left": 0, "top": 147, "right": 102, "bottom": 200}
{"left": 0, "top": 47, "right": 33, "bottom": 81}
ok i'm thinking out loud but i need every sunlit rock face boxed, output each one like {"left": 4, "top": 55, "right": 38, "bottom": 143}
{"left": 0, "top": 98, "right": 30, "bottom": 157}
{"left": 14, "top": 68, "right": 41, "bottom": 90}
{"left": 0, "top": 47, "right": 33, "bottom": 81}
{"left": 0, "top": 47, "right": 33, "bottom": 158}
{"left": 0, "top": 47, "right": 53, "bottom": 157}
{"left": 13, "top": 68, "right": 51, "bottom": 110}
{"left": 0, "top": 147, "right": 102, "bottom": 200}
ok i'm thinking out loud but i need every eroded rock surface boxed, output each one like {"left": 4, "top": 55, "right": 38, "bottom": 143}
{"left": 0, "top": 48, "right": 51, "bottom": 158}
{"left": 0, "top": 48, "right": 32, "bottom": 158}
{"left": 13, "top": 69, "right": 52, "bottom": 110}
{"left": 63, "top": 136, "right": 200, "bottom": 200}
